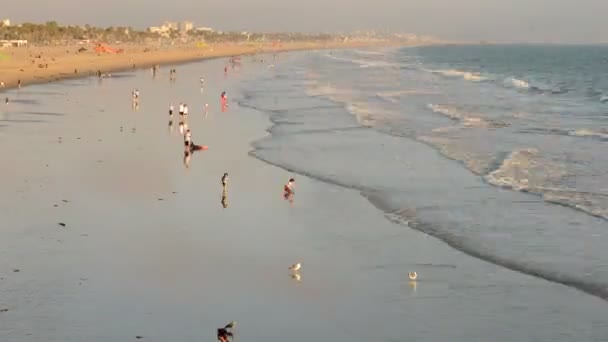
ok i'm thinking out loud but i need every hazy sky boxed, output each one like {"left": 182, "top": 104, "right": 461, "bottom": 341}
{"left": 4, "top": 0, "right": 608, "bottom": 42}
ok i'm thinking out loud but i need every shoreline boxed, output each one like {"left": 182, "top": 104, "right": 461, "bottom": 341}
{"left": 0, "top": 40, "right": 410, "bottom": 91}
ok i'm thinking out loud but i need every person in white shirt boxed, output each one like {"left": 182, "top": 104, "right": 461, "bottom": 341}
{"left": 169, "top": 104, "right": 174, "bottom": 117}
{"left": 179, "top": 103, "right": 184, "bottom": 116}
{"left": 183, "top": 104, "right": 189, "bottom": 117}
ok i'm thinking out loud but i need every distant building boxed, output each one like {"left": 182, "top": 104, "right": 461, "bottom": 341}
{"left": 195, "top": 27, "right": 214, "bottom": 33}
{"left": 0, "top": 39, "right": 28, "bottom": 47}
{"left": 180, "top": 21, "right": 194, "bottom": 33}
{"left": 1, "top": 19, "right": 10, "bottom": 27}
{"left": 162, "top": 21, "right": 178, "bottom": 31}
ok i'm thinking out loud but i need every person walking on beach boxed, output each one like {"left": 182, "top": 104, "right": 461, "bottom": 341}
{"left": 179, "top": 103, "right": 184, "bottom": 116}
{"left": 221, "top": 173, "right": 229, "bottom": 188}
{"left": 183, "top": 104, "right": 189, "bottom": 117}
{"left": 184, "top": 129, "right": 192, "bottom": 147}
{"left": 169, "top": 104, "right": 174, "bottom": 118}
{"left": 221, "top": 92, "right": 228, "bottom": 112}
{"left": 284, "top": 178, "right": 295, "bottom": 200}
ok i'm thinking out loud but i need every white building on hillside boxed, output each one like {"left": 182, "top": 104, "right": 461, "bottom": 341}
{"left": 1, "top": 19, "right": 10, "bottom": 27}
{"left": 195, "top": 27, "right": 214, "bottom": 33}
{"left": 162, "top": 21, "right": 178, "bottom": 31}
{"left": 180, "top": 21, "right": 194, "bottom": 33}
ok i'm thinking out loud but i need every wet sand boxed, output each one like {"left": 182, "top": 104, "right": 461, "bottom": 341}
{"left": 1, "top": 55, "right": 607, "bottom": 342}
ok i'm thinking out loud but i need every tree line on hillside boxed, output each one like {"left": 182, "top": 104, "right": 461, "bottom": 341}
{"left": 0, "top": 21, "right": 341, "bottom": 45}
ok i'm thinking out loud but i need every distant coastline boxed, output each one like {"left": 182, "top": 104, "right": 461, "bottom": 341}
{"left": 0, "top": 21, "right": 443, "bottom": 89}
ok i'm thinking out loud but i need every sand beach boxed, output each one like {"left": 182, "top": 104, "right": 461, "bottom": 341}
{"left": 0, "top": 40, "right": 399, "bottom": 90}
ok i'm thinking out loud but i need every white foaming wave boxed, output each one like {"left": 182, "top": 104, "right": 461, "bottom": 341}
{"left": 378, "top": 89, "right": 438, "bottom": 100}
{"left": 427, "top": 104, "right": 463, "bottom": 120}
{"left": 504, "top": 77, "right": 530, "bottom": 89}
{"left": 484, "top": 148, "right": 567, "bottom": 192}
{"left": 568, "top": 129, "right": 608, "bottom": 139}
{"left": 345, "top": 102, "right": 376, "bottom": 127}
{"left": 377, "top": 90, "right": 436, "bottom": 103}
{"left": 354, "top": 50, "right": 386, "bottom": 57}
{"left": 322, "top": 53, "right": 397, "bottom": 69}
{"left": 306, "top": 84, "right": 341, "bottom": 97}
{"left": 542, "top": 189, "right": 608, "bottom": 220}
{"left": 357, "top": 60, "right": 399, "bottom": 69}
{"left": 344, "top": 101, "right": 402, "bottom": 129}
{"left": 426, "top": 68, "right": 487, "bottom": 82}
{"left": 417, "top": 135, "right": 494, "bottom": 175}
{"left": 600, "top": 95, "right": 608, "bottom": 103}
{"left": 428, "top": 104, "right": 505, "bottom": 129}
{"left": 322, "top": 53, "right": 354, "bottom": 64}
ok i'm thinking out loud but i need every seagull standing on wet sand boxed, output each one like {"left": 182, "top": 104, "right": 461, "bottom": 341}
{"left": 288, "top": 263, "right": 302, "bottom": 272}
{"left": 408, "top": 271, "right": 418, "bottom": 280}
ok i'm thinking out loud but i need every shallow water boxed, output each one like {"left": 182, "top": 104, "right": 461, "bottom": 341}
{"left": 241, "top": 47, "right": 608, "bottom": 305}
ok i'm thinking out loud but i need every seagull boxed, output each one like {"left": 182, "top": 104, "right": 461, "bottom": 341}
{"left": 408, "top": 271, "right": 418, "bottom": 280}
{"left": 288, "top": 263, "right": 302, "bottom": 271}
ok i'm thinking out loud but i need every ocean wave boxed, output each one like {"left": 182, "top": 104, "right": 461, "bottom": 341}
{"left": 600, "top": 95, "right": 608, "bottom": 103}
{"left": 354, "top": 50, "right": 386, "bottom": 57}
{"left": 426, "top": 68, "right": 488, "bottom": 82}
{"left": 504, "top": 77, "right": 530, "bottom": 90}
{"left": 542, "top": 189, "right": 608, "bottom": 220}
{"left": 480, "top": 148, "right": 608, "bottom": 219}
{"left": 484, "top": 148, "right": 567, "bottom": 191}
{"left": 377, "top": 200, "right": 608, "bottom": 301}
{"left": 427, "top": 104, "right": 464, "bottom": 120}
{"left": 417, "top": 135, "right": 495, "bottom": 175}
{"left": 568, "top": 129, "right": 608, "bottom": 140}
{"left": 376, "top": 90, "right": 438, "bottom": 103}
{"left": 518, "top": 127, "right": 608, "bottom": 140}
{"left": 427, "top": 104, "right": 509, "bottom": 128}
{"left": 345, "top": 102, "right": 378, "bottom": 127}
{"left": 306, "top": 84, "right": 341, "bottom": 97}
{"left": 322, "top": 53, "right": 398, "bottom": 69}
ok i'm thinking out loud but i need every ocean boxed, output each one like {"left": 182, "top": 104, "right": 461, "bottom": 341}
{"left": 241, "top": 45, "right": 608, "bottom": 301}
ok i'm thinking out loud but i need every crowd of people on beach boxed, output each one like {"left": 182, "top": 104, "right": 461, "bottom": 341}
{"left": 129, "top": 61, "right": 299, "bottom": 210}
{"left": 126, "top": 60, "right": 300, "bottom": 342}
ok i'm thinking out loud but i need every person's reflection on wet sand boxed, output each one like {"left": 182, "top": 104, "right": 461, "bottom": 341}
{"left": 183, "top": 150, "right": 191, "bottom": 169}
{"left": 168, "top": 120, "right": 173, "bottom": 133}
{"left": 221, "top": 189, "right": 228, "bottom": 208}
